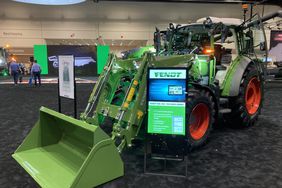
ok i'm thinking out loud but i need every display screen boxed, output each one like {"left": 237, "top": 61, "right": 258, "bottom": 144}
{"left": 147, "top": 69, "right": 186, "bottom": 135}
{"left": 148, "top": 79, "right": 186, "bottom": 101}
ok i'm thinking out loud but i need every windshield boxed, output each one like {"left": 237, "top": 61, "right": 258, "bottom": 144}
{"left": 157, "top": 24, "right": 211, "bottom": 55}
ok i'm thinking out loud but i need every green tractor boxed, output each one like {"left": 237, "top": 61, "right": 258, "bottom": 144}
{"left": 13, "top": 11, "right": 281, "bottom": 188}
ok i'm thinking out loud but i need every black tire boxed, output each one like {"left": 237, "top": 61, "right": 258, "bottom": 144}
{"left": 226, "top": 64, "right": 264, "bottom": 127}
{"left": 186, "top": 88, "right": 216, "bottom": 150}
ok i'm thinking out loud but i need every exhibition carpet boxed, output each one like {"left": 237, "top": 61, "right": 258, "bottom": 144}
{"left": 0, "top": 83, "right": 282, "bottom": 188}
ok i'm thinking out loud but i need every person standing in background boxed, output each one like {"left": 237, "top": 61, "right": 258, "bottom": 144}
{"left": 9, "top": 60, "right": 19, "bottom": 85}
{"left": 29, "top": 59, "right": 34, "bottom": 86}
{"left": 31, "top": 60, "right": 41, "bottom": 86}
{"left": 18, "top": 63, "right": 25, "bottom": 83}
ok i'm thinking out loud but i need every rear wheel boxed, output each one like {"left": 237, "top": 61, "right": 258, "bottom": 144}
{"left": 186, "top": 88, "right": 215, "bottom": 149}
{"left": 227, "top": 64, "right": 264, "bottom": 127}
{"left": 245, "top": 77, "right": 262, "bottom": 115}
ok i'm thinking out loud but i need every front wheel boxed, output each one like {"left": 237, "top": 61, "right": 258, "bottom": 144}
{"left": 186, "top": 88, "right": 216, "bottom": 150}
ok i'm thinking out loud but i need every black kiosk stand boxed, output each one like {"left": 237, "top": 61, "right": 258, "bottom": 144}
{"left": 144, "top": 68, "right": 188, "bottom": 177}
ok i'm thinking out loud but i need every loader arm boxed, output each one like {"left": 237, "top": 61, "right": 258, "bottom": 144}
{"left": 80, "top": 53, "right": 116, "bottom": 121}
{"left": 81, "top": 52, "right": 154, "bottom": 152}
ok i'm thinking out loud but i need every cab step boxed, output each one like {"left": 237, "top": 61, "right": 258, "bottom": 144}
{"left": 219, "top": 108, "right": 232, "bottom": 114}
{"left": 219, "top": 98, "right": 229, "bottom": 105}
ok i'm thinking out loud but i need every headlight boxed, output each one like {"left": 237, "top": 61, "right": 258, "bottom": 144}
{"left": 0, "top": 59, "right": 3, "bottom": 64}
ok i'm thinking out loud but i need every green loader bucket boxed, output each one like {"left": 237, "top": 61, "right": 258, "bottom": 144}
{"left": 12, "top": 107, "right": 124, "bottom": 188}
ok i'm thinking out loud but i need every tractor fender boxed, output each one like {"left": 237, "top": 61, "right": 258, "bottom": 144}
{"left": 225, "top": 56, "right": 257, "bottom": 97}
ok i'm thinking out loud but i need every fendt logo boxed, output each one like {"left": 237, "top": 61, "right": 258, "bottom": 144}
{"left": 150, "top": 69, "right": 186, "bottom": 79}
{"left": 154, "top": 72, "right": 182, "bottom": 78}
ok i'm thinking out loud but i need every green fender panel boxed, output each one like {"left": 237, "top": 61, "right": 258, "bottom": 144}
{"left": 221, "top": 56, "right": 253, "bottom": 97}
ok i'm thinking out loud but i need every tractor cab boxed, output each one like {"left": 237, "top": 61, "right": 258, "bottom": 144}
{"left": 155, "top": 15, "right": 267, "bottom": 62}
{"left": 155, "top": 23, "right": 212, "bottom": 56}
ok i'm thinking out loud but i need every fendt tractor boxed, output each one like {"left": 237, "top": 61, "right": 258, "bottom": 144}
{"left": 13, "top": 11, "right": 282, "bottom": 188}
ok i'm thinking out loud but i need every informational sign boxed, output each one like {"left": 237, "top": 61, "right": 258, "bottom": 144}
{"left": 269, "top": 30, "right": 282, "bottom": 63}
{"left": 59, "top": 55, "right": 75, "bottom": 99}
{"left": 147, "top": 68, "right": 187, "bottom": 135}
{"left": 148, "top": 101, "right": 185, "bottom": 135}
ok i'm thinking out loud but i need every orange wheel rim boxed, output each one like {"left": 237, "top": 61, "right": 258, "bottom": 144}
{"left": 245, "top": 77, "right": 261, "bottom": 115}
{"left": 189, "top": 103, "right": 210, "bottom": 140}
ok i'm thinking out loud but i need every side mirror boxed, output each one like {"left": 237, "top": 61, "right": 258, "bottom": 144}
{"left": 203, "top": 17, "right": 213, "bottom": 29}
{"left": 169, "top": 23, "right": 175, "bottom": 30}
{"left": 246, "top": 30, "right": 253, "bottom": 38}
{"left": 260, "top": 42, "right": 266, "bottom": 51}
{"left": 221, "top": 26, "right": 229, "bottom": 43}
{"left": 154, "top": 27, "right": 161, "bottom": 54}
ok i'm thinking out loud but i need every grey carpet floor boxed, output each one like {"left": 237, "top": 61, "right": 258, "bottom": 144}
{"left": 0, "top": 82, "right": 281, "bottom": 188}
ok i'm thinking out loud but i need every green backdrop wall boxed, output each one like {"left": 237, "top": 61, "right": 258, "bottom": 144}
{"left": 33, "top": 44, "right": 109, "bottom": 75}
{"left": 97, "top": 45, "right": 110, "bottom": 74}
{"left": 34, "top": 45, "right": 48, "bottom": 75}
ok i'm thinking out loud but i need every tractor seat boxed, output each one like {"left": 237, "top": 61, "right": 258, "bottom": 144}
{"left": 221, "top": 49, "right": 232, "bottom": 65}
{"left": 216, "top": 65, "right": 227, "bottom": 71}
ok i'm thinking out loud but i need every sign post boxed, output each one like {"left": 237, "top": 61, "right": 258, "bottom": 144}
{"left": 144, "top": 68, "right": 188, "bottom": 177}
{"left": 58, "top": 55, "right": 77, "bottom": 118}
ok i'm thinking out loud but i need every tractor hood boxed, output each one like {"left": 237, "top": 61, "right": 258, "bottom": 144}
{"left": 110, "top": 54, "right": 194, "bottom": 74}
{"left": 152, "top": 54, "right": 195, "bottom": 68}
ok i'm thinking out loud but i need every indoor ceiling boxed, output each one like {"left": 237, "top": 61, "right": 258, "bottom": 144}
{"left": 0, "top": 0, "right": 278, "bottom": 33}
{"left": 96, "top": 0, "right": 281, "bottom": 6}
{"left": 0, "top": 0, "right": 280, "bottom": 22}
{"left": 12, "top": 0, "right": 87, "bottom": 5}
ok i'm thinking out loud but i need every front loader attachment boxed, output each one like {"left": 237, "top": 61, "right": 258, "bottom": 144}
{"left": 12, "top": 107, "right": 123, "bottom": 188}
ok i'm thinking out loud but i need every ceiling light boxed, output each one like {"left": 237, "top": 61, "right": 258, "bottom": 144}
{"left": 13, "top": 0, "right": 86, "bottom": 5}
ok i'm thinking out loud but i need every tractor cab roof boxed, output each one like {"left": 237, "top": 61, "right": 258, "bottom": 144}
{"left": 170, "top": 17, "right": 242, "bottom": 33}
{"left": 197, "top": 17, "right": 243, "bottom": 26}
{"left": 166, "top": 17, "right": 243, "bottom": 39}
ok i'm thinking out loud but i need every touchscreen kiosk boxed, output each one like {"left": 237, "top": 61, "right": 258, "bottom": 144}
{"left": 147, "top": 68, "right": 187, "bottom": 136}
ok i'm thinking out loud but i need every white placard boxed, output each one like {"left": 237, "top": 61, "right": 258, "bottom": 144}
{"left": 58, "top": 55, "right": 75, "bottom": 99}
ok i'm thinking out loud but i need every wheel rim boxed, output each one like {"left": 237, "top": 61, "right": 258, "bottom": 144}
{"left": 189, "top": 103, "right": 210, "bottom": 140}
{"left": 245, "top": 77, "right": 261, "bottom": 115}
